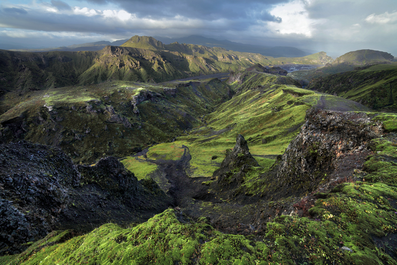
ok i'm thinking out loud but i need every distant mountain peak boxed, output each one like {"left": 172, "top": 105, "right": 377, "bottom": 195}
{"left": 121, "top": 35, "right": 165, "bottom": 50}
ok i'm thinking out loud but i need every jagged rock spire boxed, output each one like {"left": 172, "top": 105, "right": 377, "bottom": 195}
{"left": 232, "top": 134, "right": 250, "bottom": 156}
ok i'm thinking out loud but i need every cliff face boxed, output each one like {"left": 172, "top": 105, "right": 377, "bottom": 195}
{"left": 0, "top": 141, "right": 172, "bottom": 255}
{"left": 275, "top": 108, "right": 382, "bottom": 197}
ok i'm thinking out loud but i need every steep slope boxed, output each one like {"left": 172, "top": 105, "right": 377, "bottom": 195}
{"left": 0, "top": 50, "right": 96, "bottom": 96}
{"left": 77, "top": 46, "right": 184, "bottom": 84}
{"left": 306, "top": 63, "right": 397, "bottom": 110}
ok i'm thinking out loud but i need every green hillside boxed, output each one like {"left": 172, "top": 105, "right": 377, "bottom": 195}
{"left": 306, "top": 63, "right": 397, "bottom": 110}
{"left": 121, "top": 36, "right": 166, "bottom": 50}
{"left": 333, "top": 49, "right": 394, "bottom": 65}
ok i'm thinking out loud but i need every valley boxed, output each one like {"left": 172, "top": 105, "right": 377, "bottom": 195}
{"left": 1, "top": 37, "right": 397, "bottom": 264}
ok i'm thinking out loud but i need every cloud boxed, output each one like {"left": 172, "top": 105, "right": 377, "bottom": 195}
{"left": 73, "top": 7, "right": 100, "bottom": 16}
{"left": 366, "top": 11, "right": 397, "bottom": 24}
{"left": 267, "top": 0, "right": 324, "bottom": 37}
{"left": 51, "top": 0, "right": 72, "bottom": 11}
{"left": 1, "top": 0, "right": 397, "bottom": 57}
{"left": 3, "top": 7, "right": 28, "bottom": 15}
{"left": 80, "top": 0, "right": 289, "bottom": 22}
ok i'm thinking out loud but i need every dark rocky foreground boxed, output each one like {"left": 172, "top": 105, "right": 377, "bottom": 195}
{"left": 0, "top": 141, "right": 173, "bottom": 255}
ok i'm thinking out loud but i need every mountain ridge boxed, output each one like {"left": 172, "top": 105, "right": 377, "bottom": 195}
{"left": 6, "top": 35, "right": 310, "bottom": 58}
{"left": 0, "top": 36, "right": 333, "bottom": 100}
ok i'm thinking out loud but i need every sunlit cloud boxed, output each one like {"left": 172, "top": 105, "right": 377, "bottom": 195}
{"left": 366, "top": 11, "right": 397, "bottom": 24}
{"left": 267, "top": 0, "right": 324, "bottom": 38}
{"left": 102, "top": 9, "right": 132, "bottom": 21}
{"left": 73, "top": 7, "right": 100, "bottom": 16}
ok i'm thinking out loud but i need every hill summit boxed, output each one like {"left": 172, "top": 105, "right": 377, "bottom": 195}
{"left": 121, "top": 35, "right": 166, "bottom": 50}
{"left": 333, "top": 49, "right": 394, "bottom": 65}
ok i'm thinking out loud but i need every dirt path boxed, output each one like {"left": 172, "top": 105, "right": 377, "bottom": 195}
{"left": 145, "top": 145, "right": 209, "bottom": 206}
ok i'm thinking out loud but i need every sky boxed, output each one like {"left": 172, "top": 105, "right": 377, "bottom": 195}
{"left": 0, "top": 0, "right": 396, "bottom": 57}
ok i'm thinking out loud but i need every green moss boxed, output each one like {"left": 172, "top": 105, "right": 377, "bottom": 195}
{"left": 373, "top": 113, "right": 397, "bottom": 132}
{"left": 146, "top": 143, "right": 185, "bottom": 161}
{"left": 2, "top": 209, "right": 270, "bottom": 265}
{"left": 121, "top": 157, "right": 158, "bottom": 180}
{"left": 362, "top": 137, "right": 397, "bottom": 185}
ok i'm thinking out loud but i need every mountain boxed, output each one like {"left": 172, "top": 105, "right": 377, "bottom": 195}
{"left": 120, "top": 36, "right": 166, "bottom": 50}
{"left": 2, "top": 66, "right": 397, "bottom": 264}
{"left": 156, "top": 35, "right": 310, "bottom": 57}
{"left": 0, "top": 37, "right": 333, "bottom": 101}
{"left": 6, "top": 39, "right": 129, "bottom": 52}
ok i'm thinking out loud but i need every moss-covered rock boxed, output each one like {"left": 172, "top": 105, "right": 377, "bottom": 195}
{"left": 276, "top": 108, "right": 382, "bottom": 197}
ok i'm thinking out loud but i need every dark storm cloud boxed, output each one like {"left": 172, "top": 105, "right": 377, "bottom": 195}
{"left": 0, "top": 8, "right": 122, "bottom": 34}
{"left": 81, "top": 0, "right": 286, "bottom": 21}
{"left": 0, "top": 0, "right": 284, "bottom": 36}
{"left": 3, "top": 7, "right": 28, "bottom": 15}
{"left": 51, "top": 0, "right": 72, "bottom": 11}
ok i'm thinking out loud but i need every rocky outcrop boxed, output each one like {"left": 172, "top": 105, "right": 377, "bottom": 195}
{"left": 211, "top": 135, "right": 259, "bottom": 196}
{"left": 130, "top": 90, "right": 162, "bottom": 114}
{"left": 104, "top": 105, "right": 132, "bottom": 128}
{"left": 0, "top": 141, "right": 172, "bottom": 255}
{"left": 246, "top": 64, "right": 288, "bottom": 76}
{"left": 275, "top": 108, "right": 382, "bottom": 197}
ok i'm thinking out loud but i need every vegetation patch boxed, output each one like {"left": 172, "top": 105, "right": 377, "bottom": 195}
{"left": 372, "top": 113, "right": 397, "bottom": 132}
{"left": 121, "top": 157, "right": 158, "bottom": 180}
